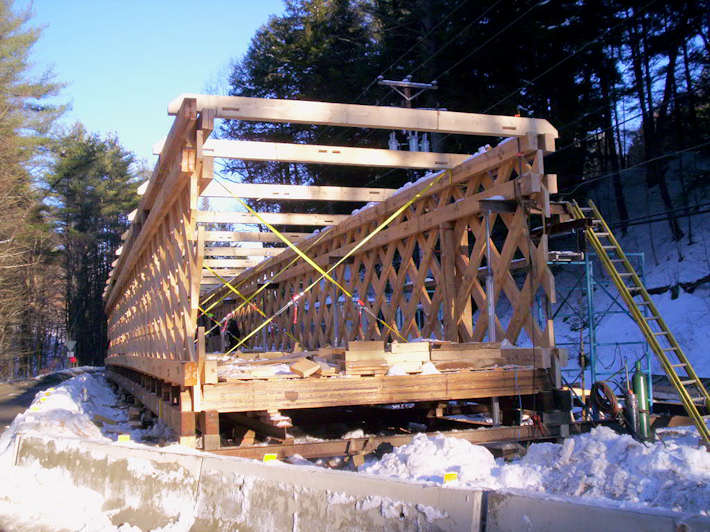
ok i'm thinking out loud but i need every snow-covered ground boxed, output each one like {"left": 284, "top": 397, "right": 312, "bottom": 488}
{"left": 361, "top": 425, "right": 710, "bottom": 515}
{"left": 0, "top": 369, "right": 180, "bottom": 532}
{"left": 0, "top": 368, "right": 708, "bottom": 531}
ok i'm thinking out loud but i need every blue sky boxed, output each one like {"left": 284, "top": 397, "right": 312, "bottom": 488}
{"left": 19, "top": 0, "right": 286, "bottom": 165}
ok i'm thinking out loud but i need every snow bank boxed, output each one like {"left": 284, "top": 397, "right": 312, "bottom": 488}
{"left": 361, "top": 426, "right": 710, "bottom": 515}
{"left": 0, "top": 370, "right": 185, "bottom": 531}
{"left": 0, "top": 370, "right": 174, "bottom": 457}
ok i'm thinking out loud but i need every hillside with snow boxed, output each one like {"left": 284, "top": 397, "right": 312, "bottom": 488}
{"left": 551, "top": 157, "right": 710, "bottom": 380}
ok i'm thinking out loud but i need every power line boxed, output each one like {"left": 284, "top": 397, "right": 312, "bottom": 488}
{"left": 406, "top": 0, "right": 506, "bottom": 81}
{"left": 483, "top": 0, "right": 659, "bottom": 114}
{"left": 350, "top": 0, "right": 474, "bottom": 106}
{"left": 613, "top": 200, "right": 710, "bottom": 229}
{"left": 426, "top": 0, "right": 544, "bottom": 84}
{"left": 315, "top": 0, "right": 483, "bottom": 147}
{"left": 561, "top": 139, "right": 710, "bottom": 197}
{"left": 552, "top": 110, "right": 644, "bottom": 155}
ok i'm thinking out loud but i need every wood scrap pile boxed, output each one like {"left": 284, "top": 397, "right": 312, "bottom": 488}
{"left": 215, "top": 340, "right": 565, "bottom": 382}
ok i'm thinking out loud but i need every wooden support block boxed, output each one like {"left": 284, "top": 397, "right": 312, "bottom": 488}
{"left": 390, "top": 341, "right": 430, "bottom": 355}
{"left": 180, "top": 411, "right": 196, "bottom": 437}
{"left": 499, "top": 347, "right": 552, "bottom": 368}
{"left": 426, "top": 342, "right": 553, "bottom": 369}
{"left": 316, "top": 347, "right": 346, "bottom": 359}
{"left": 224, "top": 412, "right": 290, "bottom": 441}
{"left": 92, "top": 414, "right": 118, "bottom": 426}
{"left": 289, "top": 358, "right": 321, "bottom": 378}
{"left": 429, "top": 343, "right": 502, "bottom": 362}
{"left": 344, "top": 359, "right": 389, "bottom": 376}
{"left": 544, "top": 174, "right": 558, "bottom": 194}
{"left": 313, "top": 359, "right": 337, "bottom": 376}
{"left": 554, "top": 347, "right": 569, "bottom": 367}
{"left": 344, "top": 360, "right": 388, "bottom": 369}
{"left": 346, "top": 340, "right": 385, "bottom": 352}
{"left": 202, "top": 359, "right": 218, "bottom": 384}
{"left": 345, "top": 341, "right": 386, "bottom": 362}
{"left": 199, "top": 410, "right": 220, "bottom": 450}
{"left": 432, "top": 360, "right": 479, "bottom": 372}
{"left": 384, "top": 352, "right": 429, "bottom": 364}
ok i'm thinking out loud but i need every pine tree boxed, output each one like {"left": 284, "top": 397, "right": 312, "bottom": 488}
{"left": 0, "top": 0, "right": 63, "bottom": 377}
{"left": 46, "top": 126, "right": 139, "bottom": 365}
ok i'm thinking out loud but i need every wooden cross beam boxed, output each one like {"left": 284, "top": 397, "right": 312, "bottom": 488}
{"left": 200, "top": 181, "right": 395, "bottom": 202}
{"left": 196, "top": 211, "right": 348, "bottom": 226}
{"left": 188, "top": 139, "right": 470, "bottom": 169}
{"left": 203, "top": 231, "right": 312, "bottom": 243}
{"left": 168, "top": 94, "right": 558, "bottom": 138}
{"left": 204, "top": 247, "right": 284, "bottom": 257}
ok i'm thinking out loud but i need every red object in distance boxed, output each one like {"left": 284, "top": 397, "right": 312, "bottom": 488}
{"left": 69, "top": 356, "right": 77, "bottom": 364}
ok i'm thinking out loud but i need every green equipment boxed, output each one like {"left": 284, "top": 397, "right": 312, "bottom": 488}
{"left": 633, "top": 361, "right": 650, "bottom": 440}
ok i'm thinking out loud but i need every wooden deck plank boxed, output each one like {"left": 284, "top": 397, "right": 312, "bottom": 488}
{"left": 201, "top": 368, "right": 548, "bottom": 412}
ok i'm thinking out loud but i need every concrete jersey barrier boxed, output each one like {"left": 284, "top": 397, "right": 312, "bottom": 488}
{"left": 9, "top": 434, "right": 710, "bottom": 531}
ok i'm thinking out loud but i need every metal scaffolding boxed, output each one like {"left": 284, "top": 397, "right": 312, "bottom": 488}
{"left": 551, "top": 251, "right": 653, "bottom": 410}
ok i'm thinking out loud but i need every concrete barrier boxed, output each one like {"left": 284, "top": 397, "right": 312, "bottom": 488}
{"left": 10, "top": 434, "right": 710, "bottom": 531}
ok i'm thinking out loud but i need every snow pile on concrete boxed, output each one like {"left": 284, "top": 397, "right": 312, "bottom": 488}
{"left": 0, "top": 370, "right": 174, "bottom": 457}
{"left": 0, "top": 461, "right": 140, "bottom": 532}
{"left": 362, "top": 426, "right": 710, "bottom": 514}
{"left": 0, "top": 370, "right": 183, "bottom": 531}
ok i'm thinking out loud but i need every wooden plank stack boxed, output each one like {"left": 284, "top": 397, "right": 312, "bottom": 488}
{"left": 344, "top": 341, "right": 388, "bottom": 376}
{"left": 384, "top": 341, "right": 431, "bottom": 374}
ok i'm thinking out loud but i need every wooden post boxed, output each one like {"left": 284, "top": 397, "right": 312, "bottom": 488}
{"left": 491, "top": 397, "right": 501, "bottom": 426}
{"left": 458, "top": 229, "right": 473, "bottom": 339}
{"left": 439, "top": 222, "right": 458, "bottom": 341}
{"left": 179, "top": 388, "right": 196, "bottom": 448}
{"left": 484, "top": 210, "right": 496, "bottom": 342}
{"left": 199, "top": 410, "right": 220, "bottom": 450}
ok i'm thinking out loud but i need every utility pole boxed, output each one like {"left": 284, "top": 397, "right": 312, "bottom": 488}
{"left": 378, "top": 76, "right": 437, "bottom": 152}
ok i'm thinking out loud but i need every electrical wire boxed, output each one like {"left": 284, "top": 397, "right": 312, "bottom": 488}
{"left": 560, "top": 139, "right": 710, "bottom": 197}
{"left": 407, "top": 0, "right": 506, "bottom": 81}
{"left": 482, "top": 0, "right": 659, "bottom": 114}
{"left": 351, "top": 0, "right": 475, "bottom": 106}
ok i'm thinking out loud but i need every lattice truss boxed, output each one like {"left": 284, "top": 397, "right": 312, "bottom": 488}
{"left": 105, "top": 96, "right": 559, "bottom": 361}
{"left": 211, "top": 135, "right": 556, "bottom": 351}
{"left": 107, "top": 176, "right": 201, "bottom": 362}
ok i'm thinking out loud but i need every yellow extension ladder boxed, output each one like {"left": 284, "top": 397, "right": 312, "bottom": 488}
{"left": 569, "top": 200, "right": 710, "bottom": 444}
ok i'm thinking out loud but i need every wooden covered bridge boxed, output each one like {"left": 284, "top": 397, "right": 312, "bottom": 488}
{"left": 104, "top": 94, "right": 573, "bottom": 455}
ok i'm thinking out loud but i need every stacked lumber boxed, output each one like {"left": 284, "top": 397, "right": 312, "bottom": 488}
{"left": 216, "top": 341, "right": 563, "bottom": 381}
{"left": 344, "top": 341, "right": 388, "bottom": 376}
{"left": 289, "top": 358, "right": 321, "bottom": 378}
{"left": 384, "top": 341, "right": 431, "bottom": 374}
{"left": 428, "top": 341, "right": 555, "bottom": 371}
